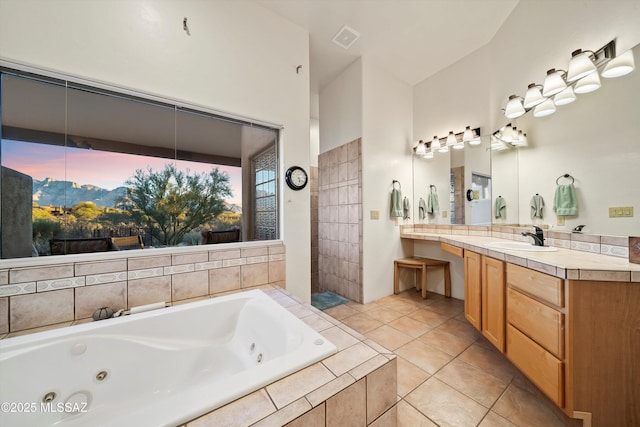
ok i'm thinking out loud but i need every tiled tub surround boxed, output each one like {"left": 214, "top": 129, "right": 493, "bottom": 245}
{"left": 401, "top": 224, "right": 640, "bottom": 281}
{"left": 1, "top": 285, "right": 398, "bottom": 427}
{"left": 0, "top": 290, "right": 339, "bottom": 427}
{"left": 0, "top": 242, "right": 286, "bottom": 335}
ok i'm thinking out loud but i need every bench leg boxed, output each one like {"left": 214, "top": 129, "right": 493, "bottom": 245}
{"left": 444, "top": 263, "right": 451, "bottom": 298}
{"left": 394, "top": 262, "right": 400, "bottom": 294}
{"left": 421, "top": 265, "right": 427, "bottom": 299}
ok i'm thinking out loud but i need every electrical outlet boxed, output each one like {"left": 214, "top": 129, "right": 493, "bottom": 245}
{"left": 442, "top": 211, "right": 448, "bottom": 218}
{"left": 609, "top": 206, "right": 634, "bottom": 217}
{"left": 557, "top": 216, "right": 565, "bottom": 226}
{"left": 370, "top": 210, "right": 379, "bottom": 220}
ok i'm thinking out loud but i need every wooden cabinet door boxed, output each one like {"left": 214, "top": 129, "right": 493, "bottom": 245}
{"left": 482, "top": 256, "right": 505, "bottom": 352}
{"left": 464, "top": 251, "right": 482, "bottom": 330}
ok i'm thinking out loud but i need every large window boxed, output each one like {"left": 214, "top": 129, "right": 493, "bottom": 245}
{"left": 0, "top": 69, "right": 279, "bottom": 259}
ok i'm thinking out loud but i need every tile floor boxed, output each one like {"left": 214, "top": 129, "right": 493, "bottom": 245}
{"left": 323, "top": 290, "right": 578, "bottom": 427}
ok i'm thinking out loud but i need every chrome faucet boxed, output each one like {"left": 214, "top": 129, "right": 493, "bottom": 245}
{"left": 521, "top": 226, "right": 545, "bottom": 246}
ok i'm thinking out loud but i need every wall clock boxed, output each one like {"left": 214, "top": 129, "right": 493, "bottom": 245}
{"left": 285, "top": 166, "right": 308, "bottom": 190}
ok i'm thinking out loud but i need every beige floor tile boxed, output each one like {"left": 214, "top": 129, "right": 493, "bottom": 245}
{"left": 340, "top": 312, "right": 383, "bottom": 334}
{"left": 478, "top": 411, "right": 518, "bottom": 427}
{"left": 417, "top": 327, "right": 475, "bottom": 357}
{"left": 394, "top": 339, "right": 453, "bottom": 375}
{"left": 457, "top": 342, "right": 518, "bottom": 383}
{"left": 437, "top": 318, "right": 481, "bottom": 342}
{"left": 421, "top": 302, "right": 463, "bottom": 318}
{"left": 406, "top": 308, "right": 451, "bottom": 327}
{"left": 379, "top": 299, "right": 421, "bottom": 315}
{"left": 301, "top": 314, "right": 335, "bottom": 332}
{"left": 405, "top": 377, "right": 489, "bottom": 427}
{"left": 492, "top": 383, "right": 568, "bottom": 427}
{"left": 388, "top": 315, "right": 433, "bottom": 338}
{"left": 434, "top": 359, "right": 510, "bottom": 407}
{"left": 324, "top": 303, "right": 359, "bottom": 320}
{"left": 396, "top": 356, "right": 430, "bottom": 397}
{"left": 365, "top": 325, "right": 413, "bottom": 351}
{"left": 365, "top": 306, "right": 404, "bottom": 323}
{"left": 397, "top": 400, "right": 438, "bottom": 427}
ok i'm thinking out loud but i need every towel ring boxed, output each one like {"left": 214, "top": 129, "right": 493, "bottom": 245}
{"left": 556, "top": 174, "right": 574, "bottom": 185}
{"left": 392, "top": 180, "right": 401, "bottom": 189}
{"left": 429, "top": 184, "right": 437, "bottom": 193}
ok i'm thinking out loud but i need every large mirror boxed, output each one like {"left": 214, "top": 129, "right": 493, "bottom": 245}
{"left": 412, "top": 135, "right": 492, "bottom": 225}
{"left": 0, "top": 69, "right": 279, "bottom": 259}
{"left": 489, "top": 42, "right": 640, "bottom": 236}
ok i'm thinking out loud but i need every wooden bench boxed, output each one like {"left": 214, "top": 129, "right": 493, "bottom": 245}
{"left": 201, "top": 228, "right": 241, "bottom": 244}
{"left": 111, "top": 235, "right": 144, "bottom": 250}
{"left": 394, "top": 257, "right": 451, "bottom": 299}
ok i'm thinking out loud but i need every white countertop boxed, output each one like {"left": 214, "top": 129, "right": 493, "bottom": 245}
{"left": 401, "top": 232, "right": 640, "bottom": 282}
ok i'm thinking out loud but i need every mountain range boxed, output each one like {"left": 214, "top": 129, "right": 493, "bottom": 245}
{"left": 32, "top": 178, "right": 241, "bottom": 213}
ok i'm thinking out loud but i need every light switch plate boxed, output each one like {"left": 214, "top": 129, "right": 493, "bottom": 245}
{"left": 370, "top": 210, "right": 379, "bottom": 220}
{"left": 442, "top": 211, "right": 448, "bottom": 218}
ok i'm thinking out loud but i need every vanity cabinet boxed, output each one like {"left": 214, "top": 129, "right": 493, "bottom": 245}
{"left": 464, "top": 251, "right": 505, "bottom": 352}
{"left": 506, "top": 264, "right": 565, "bottom": 407}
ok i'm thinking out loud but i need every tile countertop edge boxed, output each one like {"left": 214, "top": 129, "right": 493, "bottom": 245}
{"left": 400, "top": 232, "right": 640, "bottom": 282}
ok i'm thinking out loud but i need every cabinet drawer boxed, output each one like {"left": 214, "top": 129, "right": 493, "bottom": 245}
{"left": 506, "top": 324, "right": 564, "bottom": 407}
{"left": 507, "top": 288, "right": 564, "bottom": 358}
{"left": 441, "top": 242, "right": 463, "bottom": 257}
{"left": 507, "top": 263, "right": 563, "bottom": 307}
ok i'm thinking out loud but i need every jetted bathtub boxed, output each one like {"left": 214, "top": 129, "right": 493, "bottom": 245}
{"left": 0, "top": 289, "right": 337, "bottom": 427}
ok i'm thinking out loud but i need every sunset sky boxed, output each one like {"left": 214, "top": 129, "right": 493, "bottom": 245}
{"left": 1, "top": 140, "right": 243, "bottom": 205}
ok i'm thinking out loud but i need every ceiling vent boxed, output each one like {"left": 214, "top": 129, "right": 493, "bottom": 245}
{"left": 332, "top": 25, "right": 360, "bottom": 50}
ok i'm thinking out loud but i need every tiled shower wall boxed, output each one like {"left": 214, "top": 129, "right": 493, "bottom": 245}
{"left": 0, "top": 243, "right": 285, "bottom": 334}
{"left": 310, "top": 166, "right": 319, "bottom": 294}
{"left": 318, "top": 139, "right": 362, "bottom": 303}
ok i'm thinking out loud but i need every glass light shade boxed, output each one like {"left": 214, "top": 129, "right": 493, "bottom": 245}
{"left": 601, "top": 49, "right": 635, "bottom": 78}
{"left": 533, "top": 98, "right": 557, "bottom": 117}
{"left": 566, "top": 49, "right": 597, "bottom": 82}
{"left": 462, "top": 126, "right": 473, "bottom": 141}
{"left": 542, "top": 69, "right": 567, "bottom": 97}
{"left": 415, "top": 140, "right": 426, "bottom": 155}
{"left": 512, "top": 130, "right": 528, "bottom": 147}
{"left": 446, "top": 131, "right": 457, "bottom": 146}
{"left": 423, "top": 150, "right": 434, "bottom": 159}
{"left": 469, "top": 137, "right": 481, "bottom": 146}
{"left": 523, "top": 83, "right": 546, "bottom": 108}
{"left": 505, "top": 95, "right": 525, "bottom": 119}
{"left": 438, "top": 145, "right": 449, "bottom": 153}
{"left": 430, "top": 136, "right": 441, "bottom": 151}
{"left": 502, "top": 124, "right": 515, "bottom": 142}
{"left": 553, "top": 86, "right": 576, "bottom": 106}
{"left": 574, "top": 71, "right": 601, "bottom": 94}
{"left": 452, "top": 141, "right": 464, "bottom": 150}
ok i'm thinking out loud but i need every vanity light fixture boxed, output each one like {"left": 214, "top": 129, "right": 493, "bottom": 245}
{"left": 566, "top": 49, "right": 598, "bottom": 82}
{"left": 503, "top": 39, "right": 635, "bottom": 120}
{"left": 505, "top": 95, "right": 526, "bottom": 119}
{"left": 601, "top": 48, "right": 635, "bottom": 78}
{"left": 523, "top": 83, "right": 546, "bottom": 108}
{"left": 492, "top": 124, "right": 529, "bottom": 150}
{"left": 414, "top": 128, "right": 481, "bottom": 156}
{"left": 553, "top": 86, "right": 577, "bottom": 105}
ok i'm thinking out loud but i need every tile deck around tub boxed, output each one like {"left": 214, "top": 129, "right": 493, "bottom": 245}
{"left": 3, "top": 284, "right": 397, "bottom": 426}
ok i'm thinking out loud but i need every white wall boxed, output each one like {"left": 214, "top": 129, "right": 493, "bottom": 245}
{"left": 0, "top": 0, "right": 313, "bottom": 301}
{"left": 319, "top": 59, "right": 363, "bottom": 152}
{"left": 361, "top": 58, "right": 413, "bottom": 303}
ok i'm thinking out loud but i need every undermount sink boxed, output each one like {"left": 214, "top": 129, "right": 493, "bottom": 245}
{"left": 484, "top": 241, "right": 558, "bottom": 252}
